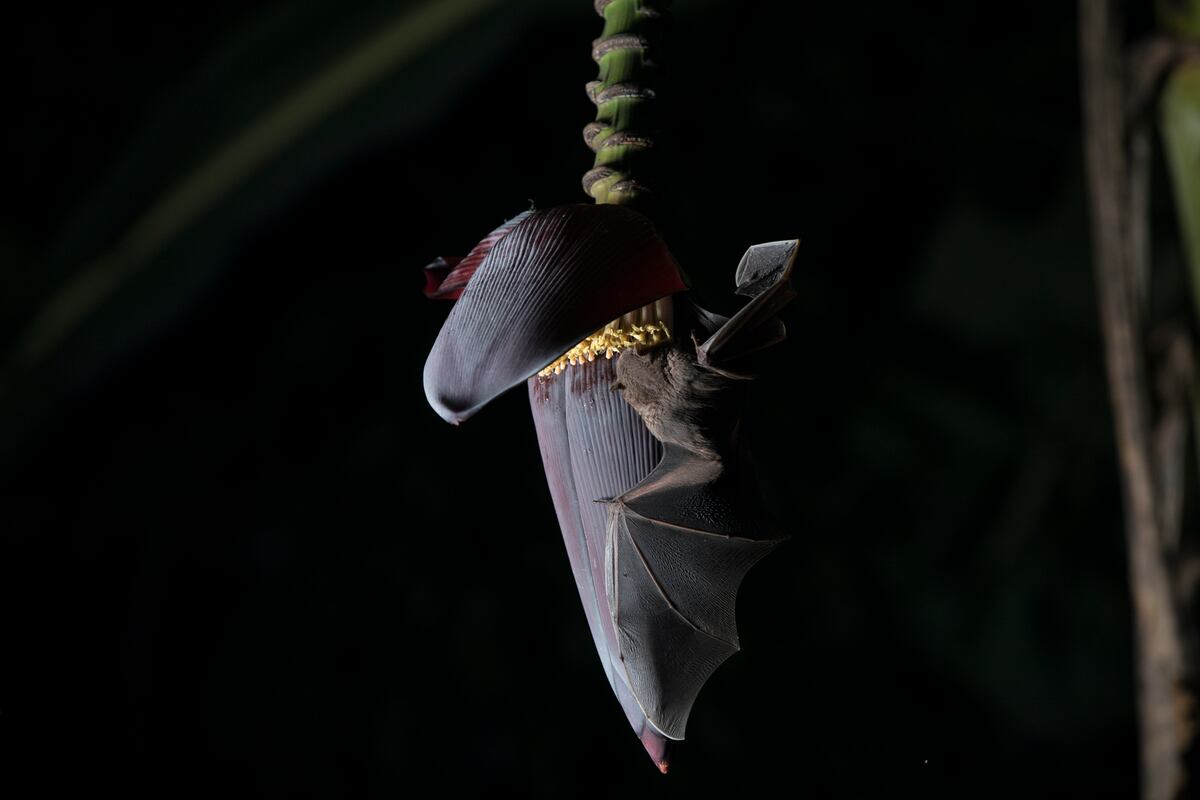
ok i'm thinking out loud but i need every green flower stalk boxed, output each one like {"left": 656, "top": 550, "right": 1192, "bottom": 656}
{"left": 582, "top": 0, "right": 664, "bottom": 207}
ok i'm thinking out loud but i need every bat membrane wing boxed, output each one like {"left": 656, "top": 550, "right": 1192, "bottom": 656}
{"left": 620, "top": 447, "right": 751, "bottom": 537}
{"left": 607, "top": 503, "right": 779, "bottom": 740}
{"left": 605, "top": 447, "right": 782, "bottom": 740}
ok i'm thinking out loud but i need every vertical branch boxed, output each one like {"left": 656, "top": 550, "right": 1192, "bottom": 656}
{"left": 1153, "top": 326, "right": 1192, "bottom": 555}
{"left": 1080, "top": 2, "right": 1194, "bottom": 798}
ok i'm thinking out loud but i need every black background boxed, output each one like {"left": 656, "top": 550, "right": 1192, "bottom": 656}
{"left": 0, "top": 1, "right": 1158, "bottom": 796}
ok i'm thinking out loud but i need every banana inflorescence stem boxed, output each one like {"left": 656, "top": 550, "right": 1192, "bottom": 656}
{"left": 582, "top": 0, "right": 666, "bottom": 207}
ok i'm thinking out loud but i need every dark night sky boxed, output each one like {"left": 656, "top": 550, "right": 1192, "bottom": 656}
{"left": 0, "top": 2, "right": 1152, "bottom": 797}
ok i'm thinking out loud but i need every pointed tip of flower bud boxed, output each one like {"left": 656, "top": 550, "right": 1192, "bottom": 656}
{"left": 640, "top": 727, "right": 673, "bottom": 775}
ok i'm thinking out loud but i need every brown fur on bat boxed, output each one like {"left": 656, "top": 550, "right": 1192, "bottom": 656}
{"left": 603, "top": 240, "right": 798, "bottom": 741}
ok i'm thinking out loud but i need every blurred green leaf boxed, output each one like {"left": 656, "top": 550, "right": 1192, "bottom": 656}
{"left": 1161, "top": 60, "right": 1200, "bottom": 321}
{"left": 1157, "top": 0, "right": 1200, "bottom": 40}
{"left": 7, "top": 0, "right": 497, "bottom": 374}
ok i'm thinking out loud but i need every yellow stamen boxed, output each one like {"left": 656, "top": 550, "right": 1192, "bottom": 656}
{"left": 537, "top": 319, "right": 671, "bottom": 379}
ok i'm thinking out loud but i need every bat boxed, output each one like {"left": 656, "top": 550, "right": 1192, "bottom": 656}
{"left": 422, "top": 204, "right": 796, "bottom": 768}
{"left": 604, "top": 239, "right": 798, "bottom": 741}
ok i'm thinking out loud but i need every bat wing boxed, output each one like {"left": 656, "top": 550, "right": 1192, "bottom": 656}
{"left": 604, "top": 445, "right": 783, "bottom": 740}
{"left": 696, "top": 239, "right": 799, "bottom": 373}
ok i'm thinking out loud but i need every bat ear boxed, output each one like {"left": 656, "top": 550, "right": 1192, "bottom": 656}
{"left": 423, "top": 204, "right": 687, "bottom": 424}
